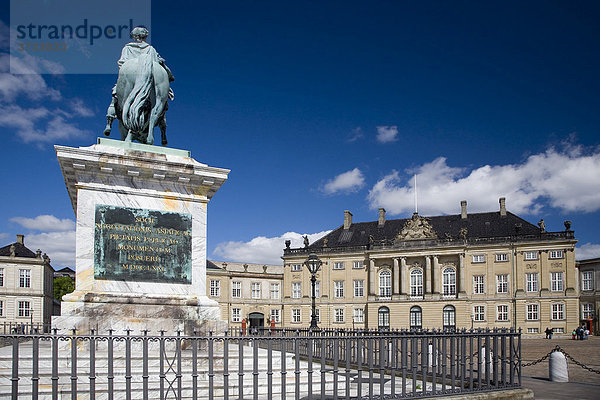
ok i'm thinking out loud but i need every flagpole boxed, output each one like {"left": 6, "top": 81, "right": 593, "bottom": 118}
{"left": 414, "top": 174, "right": 418, "bottom": 214}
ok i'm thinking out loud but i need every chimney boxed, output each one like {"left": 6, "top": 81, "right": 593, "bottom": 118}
{"left": 499, "top": 197, "right": 506, "bottom": 217}
{"left": 344, "top": 210, "right": 353, "bottom": 230}
{"left": 16, "top": 234, "right": 24, "bottom": 245}
{"left": 460, "top": 201, "right": 467, "bottom": 219}
{"left": 378, "top": 208, "right": 386, "bottom": 227}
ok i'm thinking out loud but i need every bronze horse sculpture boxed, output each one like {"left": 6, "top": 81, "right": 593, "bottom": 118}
{"left": 104, "top": 53, "right": 170, "bottom": 146}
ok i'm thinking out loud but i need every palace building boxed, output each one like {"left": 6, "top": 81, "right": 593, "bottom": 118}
{"left": 281, "top": 198, "right": 579, "bottom": 335}
{"left": 577, "top": 257, "right": 599, "bottom": 335}
{"left": 206, "top": 260, "right": 283, "bottom": 332}
{"left": 0, "top": 235, "right": 55, "bottom": 330}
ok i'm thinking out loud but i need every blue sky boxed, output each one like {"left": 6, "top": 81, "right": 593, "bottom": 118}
{"left": 1, "top": 1, "right": 599, "bottom": 267}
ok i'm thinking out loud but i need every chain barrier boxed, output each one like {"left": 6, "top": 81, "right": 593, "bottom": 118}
{"left": 522, "top": 345, "right": 600, "bottom": 374}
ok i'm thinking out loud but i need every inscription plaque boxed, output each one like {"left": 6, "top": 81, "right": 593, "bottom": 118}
{"left": 94, "top": 205, "right": 192, "bottom": 284}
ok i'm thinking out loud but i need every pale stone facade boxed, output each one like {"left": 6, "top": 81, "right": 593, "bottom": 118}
{"left": 577, "top": 257, "right": 599, "bottom": 334}
{"left": 281, "top": 199, "right": 579, "bottom": 336}
{"left": 0, "top": 235, "right": 55, "bottom": 328}
{"left": 206, "top": 261, "right": 283, "bottom": 331}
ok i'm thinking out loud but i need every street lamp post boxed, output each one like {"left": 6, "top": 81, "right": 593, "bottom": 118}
{"left": 304, "top": 253, "right": 323, "bottom": 330}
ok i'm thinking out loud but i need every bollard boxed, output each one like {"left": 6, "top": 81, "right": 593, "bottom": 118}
{"left": 549, "top": 351, "right": 568, "bottom": 382}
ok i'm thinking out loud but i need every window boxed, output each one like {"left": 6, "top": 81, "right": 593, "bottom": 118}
{"left": 582, "top": 303, "right": 594, "bottom": 319}
{"left": 526, "top": 273, "right": 538, "bottom": 292}
{"left": 353, "top": 308, "right": 364, "bottom": 323}
{"left": 554, "top": 328, "right": 564, "bottom": 333}
{"left": 495, "top": 253, "right": 508, "bottom": 262}
{"left": 334, "top": 308, "right": 345, "bottom": 323}
{"left": 379, "top": 270, "right": 391, "bottom": 297}
{"left": 496, "top": 274, "right": 508, "bottom": 294}
{"left": 270, "top": 309, "right": 280, "bottom": 323}
{"left": 270, "top": 283, "right": 280, "bottom": 299}
{"left": 527, "top": 328, "right": 539, "bottom": 334}
{"left": 497, "top": 305, "right": 509, "bottom": 321}
{"left": 232, "top": 281, "right": 241, "bottom": 298}
{"left": 552, "top": 303, "right": 564, "bottom": 320}
{"left": 442, "top": 268, "right": 456, "bottom": 296}
{"left": 292, "top": 282, "right": 302, "bottom": 299}
{"left": 443, "top": 305, "right": 456, "bottom": 330}
{"left": 526, "top": 304, "right": 539, "bottom": 320}
{"left": 0, "top": 300, "right": 3, "bottom": 317}
{"left": 473, "top": 305, "right": 485, "bottom": 321}
{"left": 472, "top": 254, "right": 485, "bottom": 263}
{"left": 410, "top": 269, "right": 423, "bottom": 297}
{"left": 292, "top": 308, "right": 301, "bottom": 323}
{"left": 410, "top": 306, "right": 422, "bottom": 330}
{"left": 232, "top": 308, "right": 241, "bottom": 322}
{"left": 19, "top": 269, "right": 31, "bottom": 288}
{"left": 551, "top": 272, "right": 563, "bottom": 291}
{"left": 314, "top": 281, "right": 321, "bottom": 298}
{"left": 251, "top": 282, "right": 261, "bottom": 299}
{"left": 314, "top": 308, "right": 320, "bottom": 323}
{"left": 473, "top": 275, "right": 485, "bottom": 294}
{"left": 378, "top": 307, "right": 390, "bottom": 330}
{"left": 18, "top": 301, "right": 31, "bottom": 317}
{"left": 209, "top": 280, "right": 220, "bottom": 297}
{"left": 354, "top": 280, "right": 364, "bottom": 297}
{"left": 333, "top": 262, "right": 344, "bottom": 270}
{"left": 524, "top": 251, "right": 538, "bottom": 261}
{"left": 549, "top": 250, "right": 563, "bottom": 259}
{"left": 353, "top": 261, "right": 364, "bottom": 269}
{"left": 334, "top": 281, "right": 345, "bottom": 298}
{"left": 0, "top": 268, "right": 4, "bottom": 286}
{"left": 291, "top": 264, "right": 302, "bottom": 272}
{"left": 582, "top": 271, "right": 594, "bottom": 291}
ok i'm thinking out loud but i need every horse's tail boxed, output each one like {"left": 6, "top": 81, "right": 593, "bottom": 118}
{"left": 122, "top": 54, "right": 154, "bottom": 132}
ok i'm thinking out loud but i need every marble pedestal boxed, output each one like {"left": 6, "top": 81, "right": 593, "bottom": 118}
{"left": 52, "top": 139, "right": 229, "bottom": 335}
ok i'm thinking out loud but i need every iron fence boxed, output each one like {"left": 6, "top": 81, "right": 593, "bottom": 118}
{"left": 0, "top": 328, "right": 521, "bottom": 399}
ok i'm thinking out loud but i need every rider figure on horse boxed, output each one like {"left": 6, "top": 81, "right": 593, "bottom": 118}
{"left": 105, "top": 26, "right": 174, "bottom": 130}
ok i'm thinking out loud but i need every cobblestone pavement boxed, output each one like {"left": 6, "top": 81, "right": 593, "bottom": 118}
{"left": 521, "top": 336, "right": 600, "bottom": 399}
{"left": 521, "top": 336, "right": 600, "bottom": 383}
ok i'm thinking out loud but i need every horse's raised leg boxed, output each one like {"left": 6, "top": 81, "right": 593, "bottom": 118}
{"left": 103, "top": 116, "right": 114, "bottom": 136}
{"left": 159, "top": 116, "right": 168, "bottom": 146}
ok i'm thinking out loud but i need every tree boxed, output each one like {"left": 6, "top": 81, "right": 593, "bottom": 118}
{"left": 53, "top": 276, "right": 75, "bottom": 301}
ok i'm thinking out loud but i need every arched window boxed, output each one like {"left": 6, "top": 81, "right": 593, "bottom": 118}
{"left": 378, "top": 306, "right": 390, "bottom": 330}
{"left": 443, "top": 305, "right": 456, "bottom": 330}
{"left": 442, "top": 268, "right": 456, "bottom": 296}
{"left": 410, "top": 306, "right": 422, "bottom": 330}
{"left": 410, "top": 269, "right": 423, "bottom": 297}
{"left": 379, "top": 270, "right": 391, "bottom": 297}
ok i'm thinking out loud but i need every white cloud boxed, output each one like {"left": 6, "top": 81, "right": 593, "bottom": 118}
{"left": 576, "top": 243, "right": 600, "bottom": 260}
{"left": 68, "top": 98, "right": 95, "bottom": 117}
{"left": 376, "top": 126, "right": 398, "bottom": 143}
{"left": 0, "top": 104, "right": 91, "bottom": 144}
{"left": 25, "top": 231, "right": 76, "bottom": 267}
{"left": 0, "top": 30, "right": 93, "bottom": 146}
{"left": 213, "top": 230, "right": 331, "bottom": 265}
{"left": 0, "top": 53, "right": 62, "bottom": 101}
{"left": 367, "top": 144, "right": 600, "bottom": 216}
{"left": 322, "top": 168, "right": 365, "bottom": 195}
{"left": 11, "top": 215, "right": 75, "bottom": 232}
{"left": 347, "top": 127, "right": 364, "bottom": 142}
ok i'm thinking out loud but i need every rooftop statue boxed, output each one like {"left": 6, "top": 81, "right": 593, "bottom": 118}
{"left": 103, "top": 27, "right": 174, "bottom": 146}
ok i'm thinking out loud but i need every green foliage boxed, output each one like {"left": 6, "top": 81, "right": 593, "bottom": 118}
{"left": 53, "top": 276, "right": 75, "bottom": 301}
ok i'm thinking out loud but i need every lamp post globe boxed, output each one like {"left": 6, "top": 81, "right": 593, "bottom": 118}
{"left": 303, "top": 253, "right": 322, "bottom": 330}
